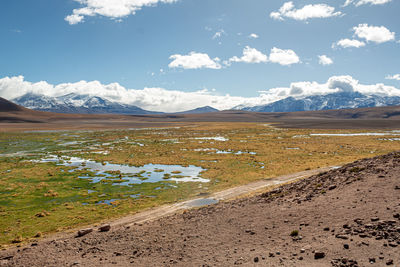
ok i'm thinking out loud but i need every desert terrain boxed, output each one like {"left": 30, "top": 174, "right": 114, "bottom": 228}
{"left": 1, "top": 98, "right": 400, "bottom": 266}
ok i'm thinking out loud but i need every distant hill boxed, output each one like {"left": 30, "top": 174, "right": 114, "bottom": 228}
{"left": 175, "top": 106, "right": 219, "bottom": 114}
{"left": 0, "top": 97, "right": 25, "bottom": 112}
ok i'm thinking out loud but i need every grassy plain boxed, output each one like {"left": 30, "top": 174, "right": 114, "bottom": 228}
{"left": 1, "top": 122, "right": 400, "bottom": 246}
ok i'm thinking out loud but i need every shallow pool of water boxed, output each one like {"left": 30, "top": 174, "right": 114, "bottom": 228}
{"left": 37, "top": 155, "right": 209, "bottom": 185}
{"left": 185, "top": 198, "right": 219, "bottom": 207}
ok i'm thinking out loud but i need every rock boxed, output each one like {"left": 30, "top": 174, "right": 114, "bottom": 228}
{"left": 335, "top": 234, "right": 349, "bottom": 240}
{"left": 371, "top": 217, "right": 380, "bottom": 222}
{"left": 328, "top": 185, "right": 337, "bottom": 190}
{"left": 393, "top": 213, "right": 400, "bottom": 219}
{"left": 268, "top": 252, "right": 275, "bottom": 258}
{"left": 369, "top": 258, "right": 376, "bottom": 263}
{"left": 344, "top": 244, "right": 349, "bottom": 249}
{"left": 77, "top": 228, "right": 93, "bottom": 237}
{"left": 386, "top": 259, "right": 393, "bottom": 265}
{"left": 314, "top": 251, "right": 325, "bottom": 259}
{"left": 300, "top": 249, "right": 305, "bottom": 253}
{"left": 99, "top": 224, "right": 111, "bottom": 232}
{"left": 395, "top": 186, "right": 400, "bottom": 190}
{"left": 253, "top": 257, "right": 259, "bottom": 263}
{"left": 388, "top": 242, "right": 397, "bottom": 247}
{"left": 245, "top": 229, "right": 255, "bottom": 235}
{"left": 323, "top": 227, "right": 330, "bottom": 231}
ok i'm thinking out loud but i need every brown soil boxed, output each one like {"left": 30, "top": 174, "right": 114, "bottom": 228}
{"left": 1, "top": 153, "right": 399, "bottom": 267}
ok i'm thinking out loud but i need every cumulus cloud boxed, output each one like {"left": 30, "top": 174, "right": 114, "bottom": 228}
{"left": 353, "top": 24, "right": 395, "bottom": 43}
{"left": 333, "top": 38, "right": 366, "bottom": 48}
{"left": 2, "top": 75, "right": 400, "bottom": 112}
{"left": 269, "top": 47, "right": 300, "bottom": 66}
{"left": 344, "top": 0, "right": 392, "bottom": 7}
{"left": 65, "top": 0, "right": 178, "bottom": 25}
{"left": 249, "top": 33, "right": 259, "bottom": 39}
{"left": 386, "top": 74, "right": 400, "bottom": 81}
{"left": 228, "top": 46, "right": 268, "bottom": 64}
{"left": 168, "top": 52, "right": 221, "bottom": 70}
{"left": 318, "top": 55, "right": 333, "bottom": 65}
{"left": 270, "top": 1, "right": 342, "bottom": 21}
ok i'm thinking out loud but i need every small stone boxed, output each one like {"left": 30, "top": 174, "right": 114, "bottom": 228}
{"left": 344, "top": 244, "right": 349, "bottom": 249}
{"left": 77, "top": 228, "right": 93, "bottom": 237}
{"left": 393, "top": 213, "right": 400, "bottom": 219}
{"left": 300, "top": 249, "right": 305, "bottom": 253}
{"left": 298, "top": 256, "right": 303, "bottom": 260}
{"left": 369, "top": 258, "right": 376, "bottom": 263}
{"left": 314, "top": 251, "right": 325, "bottom": 259}
{"left": 323, "top": 227, "right": 330, "bottom": 231}
{"left": 386, "top": 259, "right": 393, "bottom": 265}
{"left": 328, "top": 185, "right": 337, "bottom": 190}
{"left": 99, "top": 224, "right": 111, "bottom": 232}
{"left": 269, "top": 252, "right": 275, "bottom": 258}
{"left": 371, "top": 217, "right": 379, "bottom": 222}
{"left": 388, "top": 243, "right": 397, "bottom": 247}
{"left": 335, "top": 234, "right": 349, "bottom": 240}
{"left": 253, "top": 257, "right": 259, "bottom": 263}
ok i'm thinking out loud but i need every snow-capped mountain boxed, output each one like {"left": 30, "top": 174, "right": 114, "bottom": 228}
{"left": 237, "top": 92, "right": 400, "bottom": 112}
{"left": 12, "top": 93, "right": 161, "bottom": 115}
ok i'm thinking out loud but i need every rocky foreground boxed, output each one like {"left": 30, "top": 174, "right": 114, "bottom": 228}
{"left": 1, "top": 153, "right": 400, "bottom": 267}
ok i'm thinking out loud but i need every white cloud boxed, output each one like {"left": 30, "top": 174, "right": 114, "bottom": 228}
{"left": 386, "top": 74, "right": 400, "bottom": 81}
{"left": 168, "top": 52, "right": 221, "bottom": 70}
{"left": 65, "top": 0, "right": 178, "bottom": 25}
{"left": 344, "top": 0, "right": 392, "bottom": 7}
{"left": 269, "top": 47, "right": 300, "bottom": 66}
{"left": 270, "top": 1, "right": 342, "bottom": 21}
{"left": 333, "top": 38, "right": 366, "bottom": 48}
{"left": 2, "top": 75, "right": 400, "bottom": 112}
{"left": 249, "top": 33, "right": 259, "bottom": 39}
{"left": 353, "top": 24, "right": 395, "bottom": 43}
{"left": 228, "top": 46, "right": 268, "bottom": 64}
{"left": 318, "top": 55, "right": 333, "bottom": 65}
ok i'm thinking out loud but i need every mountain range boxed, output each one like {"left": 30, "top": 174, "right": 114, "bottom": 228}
{"left": 11, "top": 91, "right": 400, "bottom": 115}
{"left": 236, "top": 92, "right": 400, "bottom": 112}
{"left": 12, "top": 93, "right": 219, "bottom": 115}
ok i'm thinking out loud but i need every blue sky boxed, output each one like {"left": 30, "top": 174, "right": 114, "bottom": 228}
{"left": 0, "top": 0, "right": 399, "bottom": 111}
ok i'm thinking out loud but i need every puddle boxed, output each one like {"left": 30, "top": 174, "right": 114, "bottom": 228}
{"left": 193, "top": 136, "right": 229, "bottom": 142}
{"left": 193, "top": 148, "right": 255, "bottom": 155}
{"left": 285, "top": 147, "right": 300, "bottom": 150}
{"left": 37, "top": 155, "right": 209, "bottom": 185}
{"left": 216, "top": 150, "right": 256, "bottom": 155}
{"left": 185, "top": 198, "right": 219, "bottom": 207}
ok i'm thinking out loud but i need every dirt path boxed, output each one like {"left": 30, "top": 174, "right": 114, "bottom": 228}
{"left": 111, "top": 166, "right": 333, "bottom": 227}
{"left": 1, "top": 154, "right": 399, "bottom": 267}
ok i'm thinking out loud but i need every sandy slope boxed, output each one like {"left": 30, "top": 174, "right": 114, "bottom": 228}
{"left": 1, "top": 153, "right": 400, "bottom": 267}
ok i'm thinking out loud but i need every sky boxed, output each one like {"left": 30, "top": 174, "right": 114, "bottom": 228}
{"left": 0, "top": 0, "right": 399, "bottom": 112}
